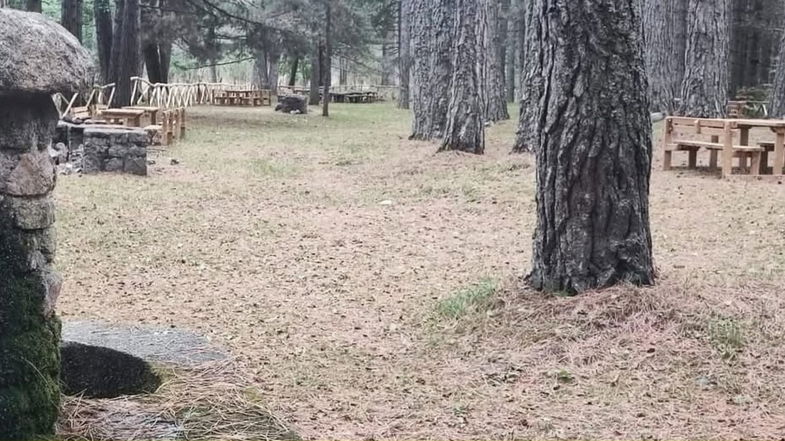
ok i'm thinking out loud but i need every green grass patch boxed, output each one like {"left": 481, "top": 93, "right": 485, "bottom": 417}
{"left": 436, "top": 278, "right": 498, "bottom": 319}
{"left": 708, "top": 316, "right": 745, "bottom": 360}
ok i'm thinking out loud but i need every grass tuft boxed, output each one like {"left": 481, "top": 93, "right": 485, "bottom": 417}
{"left": 436, "top": 278, "right": 498, "bottom": 319}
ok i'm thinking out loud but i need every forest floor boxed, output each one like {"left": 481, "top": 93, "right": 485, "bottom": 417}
{"left": 57, "top": 103, "right": 785, "bottom": 440}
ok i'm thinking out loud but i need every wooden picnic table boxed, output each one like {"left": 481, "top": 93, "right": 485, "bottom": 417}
{"left": 98, "top": 108, "right": 145, "bottom": 127}
{"left": 665, "top": 116, "right": 785, "bottom": 177}
{"left": 124, "top": 106, "right": 161, "bottom": 125}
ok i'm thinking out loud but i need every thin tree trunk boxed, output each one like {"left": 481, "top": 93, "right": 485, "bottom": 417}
{"left": 429, "top": 0, "right": 456, "bottom": 137}
{"left": 289, "top": 57, "right": 299, "bottom": 86}
{"left": 504, "top": 0, "right": 516, "bottom": 102}
{"left": 642, "top": 0, "right": 687, "bottom": 113}
{"left": 309, "top": 46, "right": 321, "bottom": 105}
{"left": 268, "top": 51, "right": 281, "bottom": 95}
{"left": 322, "top": 0, "right": 332, "bottom": 117}
{"left": 143, "top": 43, "right": 163, "bottom": 84}
{"left": 770, "top": 32, "right": 785, "bottom": 117}
{"left": 528, "top": 0, "right": 655, "bottom": 293}
{"left": 159, "top": 40, "right": 171, "bottom": 83}
{"left": 679, "top": 0, "right": 731, "bottom": 117}
{"left": 440, "top": 0, "right": 485, "bottom": 154}
{"left": 108, "top": 0, "right": 125, "bottom": 90}
{"left": 381, "top": 28, "right": 396, "bottom": 85}
{"left": 61, "top": 0, "right": 83, "bottom": 42}
{"left": 252, "top": 49, "right": 268, "bottom": 89}
{"left": 408, "top": 0, "right": 432, "bottom": 138}
{"left": 397, "top": 0, "right": 410, "bottom": 109}
{"left": 484, "top": 0, "right": 509, "bottom": 122}
{"left": 513, "top": 0, "right": 542, "bottom": 153}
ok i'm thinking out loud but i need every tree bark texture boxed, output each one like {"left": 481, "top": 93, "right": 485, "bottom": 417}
{"left": 440, "top": 0, "right": 485, "bottom": 154}
{"left": 408, "top": 0, "right": 432, "bottom": 138}
{"left": 679, "top": 0, "right": 731, "bottom": 117}
{"left": 770, "top": 31, "right": 785, "bottom": 117}
{"left": 112, "top": 0, "right": 141, "bottom": 107}
{"left": 94, "top": 0, "right": 113, "bottom": 83}
{"left": 513, "top": 0, "right": 543, "bottom": 153}
{"left": 289, "top": 57, "right": 299, "bottom": 86}
{"left": 61, "top": 0, "right": 83, "bottom": 42}
{"left": 143, "top": 43, "right": 163, "bottom": 83}
{"left": 25, "top": 0, "right": 40, "bottom": 12}
{"left": 397, "top": 0, "right": 411, "bottom": 109}
{"left": 642, "top": 0, "right": 687, "bottom": 113}
{"left": 503, "top": 0, "right": 516, "bottom": 102}
{"left": 529, "top": 0, "right": 655, "bottom": 293}
{"left": 484, "top": 0, "right": 509, "bottom": 122}
{"left": 729, "top": 0, "right": 785, "bottom": 96}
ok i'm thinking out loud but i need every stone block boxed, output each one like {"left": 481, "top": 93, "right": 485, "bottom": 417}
{"left": 4, "top": 195, "right": 55, "bottom": 231}
{"left": 108, "top": 145, "right": 128, "bottom": 158}
{"left": 104, "top": 158, "right": 124, "bottom": 172}
{"left": 124, "top": 157, "right": 147, "bottom": 176}
{"left": 4, "top": 151, "right": 56, "bottom": 197}
{"left": 0, "top": 95, "right": 58, "bottom": 152}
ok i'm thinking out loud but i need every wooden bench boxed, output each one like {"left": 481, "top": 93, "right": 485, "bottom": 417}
{"left": 99, "top": 109, "right": 145, "bottom": 127}
{"left": 664, "top": 117, "right": 764, "bottom": 176}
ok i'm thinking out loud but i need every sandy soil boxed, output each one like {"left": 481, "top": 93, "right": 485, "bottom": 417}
{"left": 56, "top": 104, "right": 785, "bottom": 440}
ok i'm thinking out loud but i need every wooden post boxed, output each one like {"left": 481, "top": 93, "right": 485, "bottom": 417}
{"left": 775, "top": 129, "right": 785, "bottom": 175}
{"left": 663, "top": 117, "right": 673, "bottom": 170}
{"left": 739, "top": 127, "right": 750, "bottom": 170}
{"left": 721, "top": 121, "right": 734, "bottom": 178}
{"left": 709, "top": 135, "right": 719, "bottom": 170}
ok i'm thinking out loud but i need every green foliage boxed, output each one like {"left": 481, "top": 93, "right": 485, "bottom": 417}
{"left": 436, "top": 278, "right": 498, "bottom": 320}
{"left": 708, "top": 316, "right": 745, "bottom": 360}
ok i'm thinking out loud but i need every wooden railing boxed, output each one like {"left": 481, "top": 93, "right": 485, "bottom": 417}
{"left": 131, "top": 78, "right": 243, "bottom": 108}
{"left": 52, "top": 83, "right": 116, "bottom": 118}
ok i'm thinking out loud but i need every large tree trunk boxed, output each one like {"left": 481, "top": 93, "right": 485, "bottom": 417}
{"left": 409, "top": 0, "right": 455, "bottom": 139}
{"left": 440, "top": 0, "right": 485, "bottom": 153}
{"left": 528, "top": 0, "right": 655, "bottom": 293}
{"left": 770, "top": 32, "right": 785, "bottom": 117}
{"left": 322, "top": 0, "right": 332, "bottom": 117}
{"left": 61, "top": 0, "right": 83, "bottom": 42}
{"left": 108, "top": 0, "right": 125, "bottom": 88}
{"left": 642, "top": 0, "right": 687, "bottom": 113}
{"left": 94, "top": 0, "right": 113, "bottom": 83}
{"left": 309, "top": 46, "right": 321, "bottom": 105}
{"left": 159, "top": 40, "right": 171, "bottom": 83}
{"left": 110, "top": 0, "right": 141, "bottom": 107}
{"left": 513, "top": 0, "right": 542, "bottom": 153}
{"left": 268, "top": 51, "right": 281, "bottom": 94}
{"left": 679, "top": 0, "right": 731, "bottom": 117}
{"left": 484, "top": 0, "right": 509, "bottom": 122}
{"left": 397, "top": 0, "right": 410, "bottom": 109}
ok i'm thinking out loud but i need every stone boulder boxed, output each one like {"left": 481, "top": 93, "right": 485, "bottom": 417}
{"left": 0, "top": 9, "right": 92, "bottom": 94}
{"left": 275, "top": 95, "right": 308, "bottom": 114}
{"left": 60, "top": 342, "right": 162, "bottom": 399}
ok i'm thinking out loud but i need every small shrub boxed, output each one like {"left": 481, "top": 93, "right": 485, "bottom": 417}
{"left": 437, "top": 278, "right": 498, "bottom": 319}
{"left": 708, "top": 316, "right": 745, "bottom": 360}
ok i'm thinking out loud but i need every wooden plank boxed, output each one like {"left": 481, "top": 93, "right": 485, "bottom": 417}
{"left": 721, "top": 122, "right": 734, "bottom": 178}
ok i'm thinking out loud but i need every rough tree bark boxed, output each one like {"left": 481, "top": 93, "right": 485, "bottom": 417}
{"left": 484, "top": 0, "right": 509, "bottom": 122}
{"left": 528, "top": 0, "right": 655, "bottom": 293}
{"left": 94, "top": 0, "right": 113, "bottom": 83}
{"left": 770, "top": 32, "right": 785, "bottom": 117}
{"left": 679, "top": 0, "right": 731, "bottom": 117}
{"left": 408, "top": 0, "right": 432, "bottom": 138}
{"left": 642, "top": 0, "right": 687, "bottom": 113}
{"left": 503, "top": 0, "right": 516, "bottom": 102}
{"left": 409, "top": 0, "right": 455, "bottom": 139}
{"left": 397, "top": 0, "right": 410, "bottom": 109}
{"left": 513, "top": 0, "right": 542, "bottom": 153}
{"left": 61, "top": 0, "right": 83, "bottom": 42}
{"left": 440, "top": 0, "right": 485, "bottom": 153}
{"left": 110, "top": 0, "right": 141, "bottom": 107}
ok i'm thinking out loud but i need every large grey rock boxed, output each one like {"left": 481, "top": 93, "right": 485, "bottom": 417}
{"left": 0, "top": 9, "right": 92, "bottom": 94}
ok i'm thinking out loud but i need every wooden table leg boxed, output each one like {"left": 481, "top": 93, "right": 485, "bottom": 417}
{"left": 739, "top": 127, "right": 750, "bottom": 171}
{"left": 710, "top": 135, "right": 719, "bottom": 170}
{"left": 688, "top": 148, "right": 698, "bottom": 169}
{"left": 721, "top": 122, "right": 734, "bottom": 178}
{"left": 775, "top": 129, "right": 785, "bottom": 175}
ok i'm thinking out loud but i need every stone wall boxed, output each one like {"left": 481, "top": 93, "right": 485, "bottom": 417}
{"left": 82, "top": 127, "right": 149, "bottom": 176}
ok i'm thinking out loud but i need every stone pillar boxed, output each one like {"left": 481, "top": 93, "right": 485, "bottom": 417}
{"left": 0, "top": 9, "right": 91, "bottom": 439}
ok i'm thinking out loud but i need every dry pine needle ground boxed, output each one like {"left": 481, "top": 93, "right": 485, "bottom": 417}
{"left": 56, "top": 104, "right": 785, "bottom": 439}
